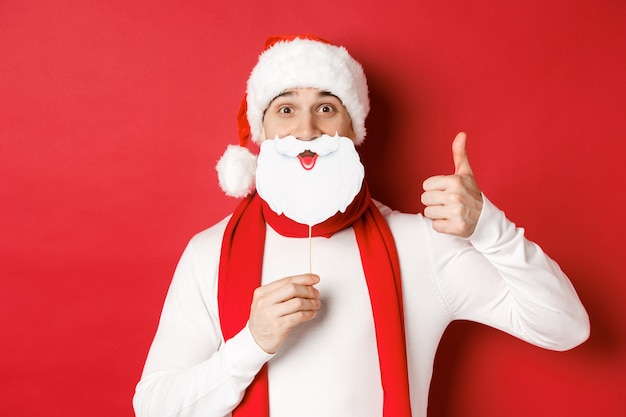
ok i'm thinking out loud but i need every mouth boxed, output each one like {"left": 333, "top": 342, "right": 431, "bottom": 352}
{"left": 297, "top": 150, "right": 318, "bottom": 170}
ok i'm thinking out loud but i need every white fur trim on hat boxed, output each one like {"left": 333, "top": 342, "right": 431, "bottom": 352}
{"left": 246, "top": 38, "right": 370, "bottom": 145}
{"left": 216, "top": 145, "right": 257, "bottom": 198}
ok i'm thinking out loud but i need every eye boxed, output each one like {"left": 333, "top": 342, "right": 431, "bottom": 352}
{"left": 278, "top": 105, "right": 293, "bottom": 114}
{"left": 317, "top": 104, "right": 335, "bottom": 113}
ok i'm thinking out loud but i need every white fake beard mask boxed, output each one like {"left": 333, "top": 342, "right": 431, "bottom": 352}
{"left": 256, "top": 134, "right": 365, "bottom": 226}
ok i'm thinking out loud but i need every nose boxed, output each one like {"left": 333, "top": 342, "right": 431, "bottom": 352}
{"left": 294, "top": 112, "right": 321, "bottom": 141}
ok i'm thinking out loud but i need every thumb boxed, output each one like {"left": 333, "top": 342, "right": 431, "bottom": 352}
{"left": 452, "top": 132, "right": 473, "bottom": 176}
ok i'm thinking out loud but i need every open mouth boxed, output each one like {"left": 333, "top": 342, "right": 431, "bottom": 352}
{"left": 297, "top": 150, "right": 318, "bottom": 170}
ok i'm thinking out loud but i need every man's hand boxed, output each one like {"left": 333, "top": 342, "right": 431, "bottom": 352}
{"left": 421, "top": 132, "right": 483, "bottom": 238}
{"left": 248, "top": 274, "right": 321, "bottom": 354}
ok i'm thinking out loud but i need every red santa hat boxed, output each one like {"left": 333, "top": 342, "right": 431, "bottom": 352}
{"left": 216, "top": 34, "right": 370, "bottom": 198}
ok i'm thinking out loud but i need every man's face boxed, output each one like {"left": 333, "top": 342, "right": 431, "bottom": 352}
{"left": 255, "top": 134, "right": 364, "bottom": 226}
{"left": 260, "top": 88, "right": 355, "bottom": 142}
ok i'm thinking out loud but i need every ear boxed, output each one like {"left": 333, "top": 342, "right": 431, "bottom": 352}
{"left": 348, "top": 123, "right": 357, "bottom": 141}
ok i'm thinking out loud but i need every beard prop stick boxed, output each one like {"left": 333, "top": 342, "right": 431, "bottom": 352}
{"left": 256, "top": 134, "right": 365, "bottom": 272}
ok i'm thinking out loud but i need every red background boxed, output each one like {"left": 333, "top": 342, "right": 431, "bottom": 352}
{"left": 1, "top": 1, "right": 624, "bottom": 416}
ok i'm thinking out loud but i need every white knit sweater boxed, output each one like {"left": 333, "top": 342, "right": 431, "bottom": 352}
{"left": 133, "top": 196, "right": 589, "bottom": 417}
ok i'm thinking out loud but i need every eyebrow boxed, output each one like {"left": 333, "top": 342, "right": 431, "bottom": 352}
{"left": 319, "top": 91, "right": 343, "bottom": 102}
{"left": 271, "top": 90, "right": 342, "bottom": 101}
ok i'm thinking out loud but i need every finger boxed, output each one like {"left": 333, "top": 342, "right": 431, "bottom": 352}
{"left": 260, "top": 274, "right": 320, "bottom": 293}
{"left": 285, "top": 273, "right": 320, "bottom": 285}
{"left": 277, "top": 297, "right": 322, "bottom": 317}
{"left": 422, "top": 175, "right": 449, "bottom": 192}
{"left": 431, "top": 219, "right": 455, "bottom": 235}
{"left": 255, "top": 274, "right": 320, "bottom": 305}
{"left": 423, "top": 205, "right": 448, "bottom": 221}
{"left": 278, "top": 309, "right": 319, "bottom": 334}
{"left": 421, "top": 189, "right": 446, "bottom": 207}
{"left": 452, "top": 132, "right": 473, "bottom": 176}
{"left": 423, "top": 174, "right": 469, "bottom": 194}
{"left": 422, "top": 190, "right": 466, "bottom": 210}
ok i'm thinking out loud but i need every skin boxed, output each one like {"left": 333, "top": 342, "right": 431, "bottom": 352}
{"left": 421, "top": 132, "right": 484, "bottom": 239}
{"left": 259, "top": 88, "right": 356, "bottom": 142}
{"left": 248, "top": 274, "right": 321, "bottom": 354}
{"left": 249, "top": 88, "right": 483, "bottom": 354}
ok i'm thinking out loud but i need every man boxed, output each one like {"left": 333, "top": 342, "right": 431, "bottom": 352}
{"left": 133, "top": 34, "right": 589, "bottom": 417}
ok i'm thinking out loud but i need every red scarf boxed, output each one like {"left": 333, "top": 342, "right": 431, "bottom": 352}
{"left": 218, "top": 183, "right": 412, "bottom": 416}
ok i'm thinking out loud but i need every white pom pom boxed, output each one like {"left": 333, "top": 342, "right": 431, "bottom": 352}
{"left": 216, "top": 145, "right": 257, "bottom": 198}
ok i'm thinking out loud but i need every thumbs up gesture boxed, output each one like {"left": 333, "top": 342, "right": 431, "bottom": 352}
{"left": 421, "top": 132, "right": 483, "bottom": 238}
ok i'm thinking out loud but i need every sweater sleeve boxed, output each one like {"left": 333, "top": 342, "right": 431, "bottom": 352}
{"left": 428, "top": 195, "right": 590, "bottom": 351}
{"left": 133, "top": 231, "right": 273, "bottom": 417}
